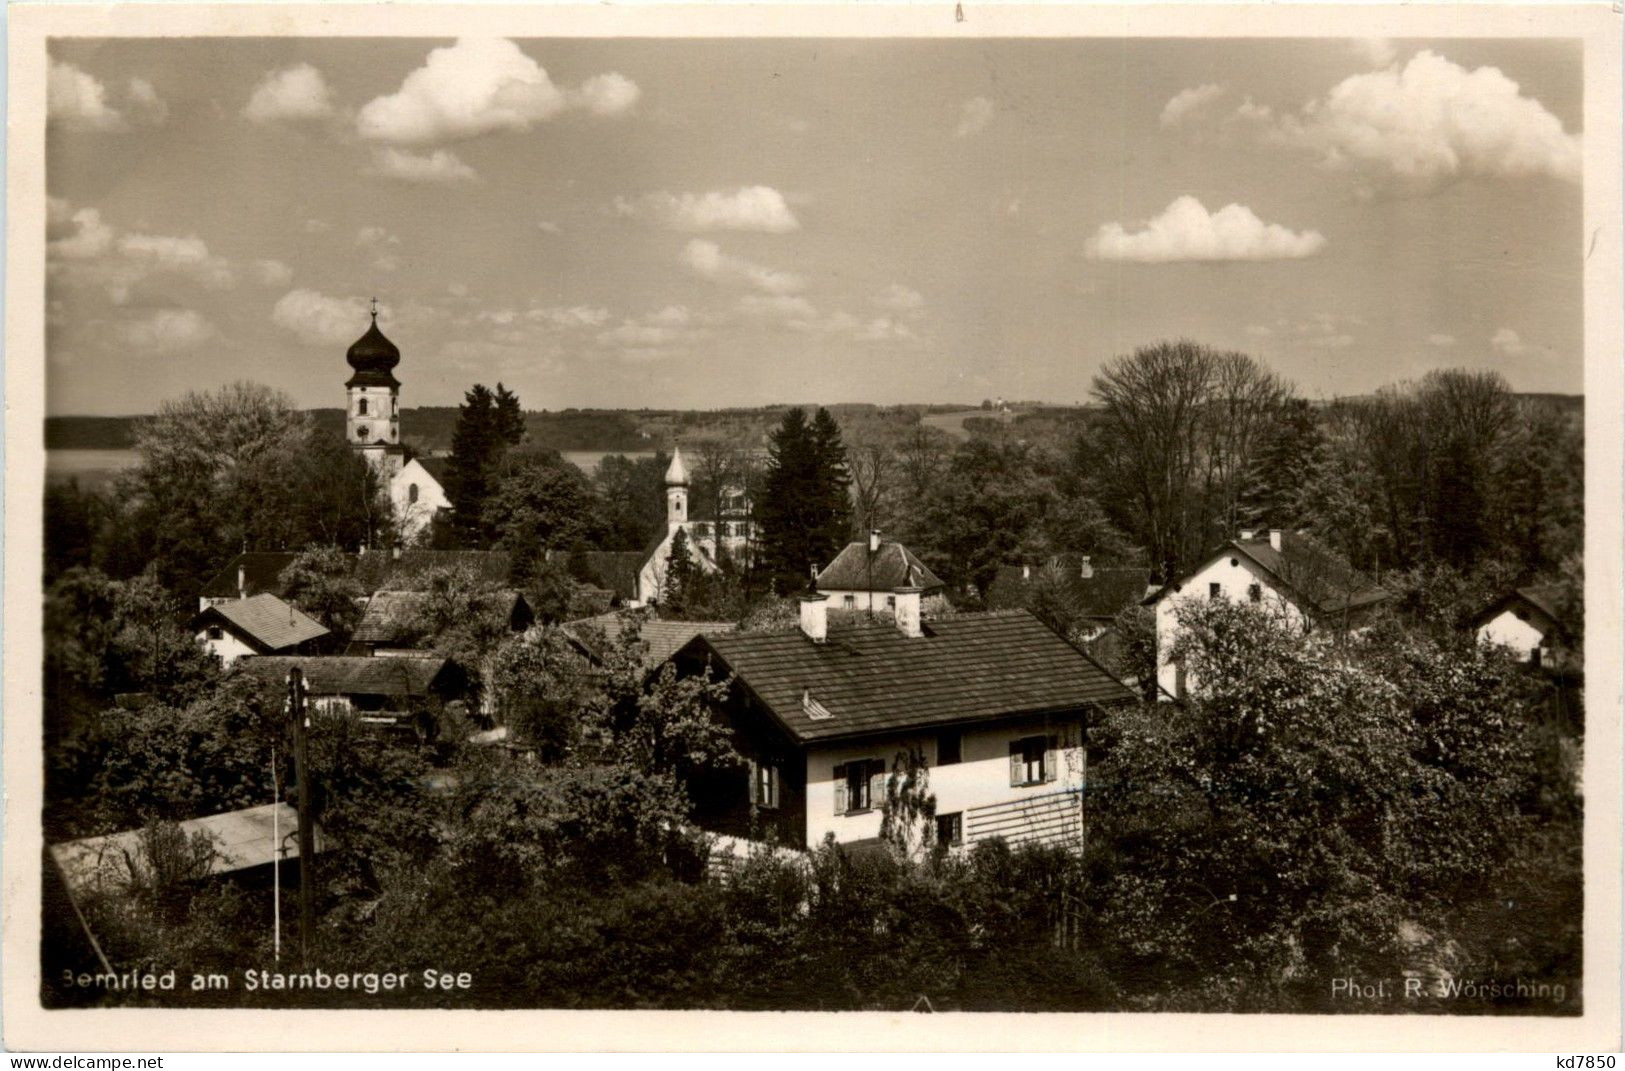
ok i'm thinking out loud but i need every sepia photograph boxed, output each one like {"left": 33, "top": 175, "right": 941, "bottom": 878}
{"left": 6, "top": 2, "right": 1622, "bottom": 1052}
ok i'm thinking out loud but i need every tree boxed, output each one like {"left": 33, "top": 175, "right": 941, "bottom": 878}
{"left": 662, "top": 527, "right": 699, "bottom": 614}
{"left": 484, "top": 450, "right": 599, "bottom": 579}
{"left": 488, "top": 628, "right": 598, "bottom": 761}
{"left": 278, "top": 546, "right": 364, "bottom": 647}
{"left": 446, "top": 383, "right": 528, "bottom": 546}
{"left": 809, "top": 408, "right": 855, "bottom": 559}
{"left": 879, "top": 745, "right": 936, "bottom": 861}
{"left": 591, "top": 452, "right": 669, "bottom": 550}
{"left": 757, "top": 408, "right": 852, "bottom": 593}
{"left": 920, "top": 437, "right": 1049, "bottom": 598}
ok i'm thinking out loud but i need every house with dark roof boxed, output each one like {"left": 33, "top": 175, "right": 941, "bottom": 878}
{"left": 667, "top": 589, "right": 1134, "bottom": 853}
{"left": 814, "top": 538, "right": 946, "bottom": 612}
{"left": 191, "top": 593, "right": 329, "bottom": 666}
{"left": 198, "top": 548, "right": 511, "bottom": 613}
{"left": 348, "top": 588, "right": 533, "bottom": 656}
{"left": 197, "top": 552, "right": 302, "bottom": 611}
{"left": 1151, "top": 528, "right": 1391, "bottom": 700}
{"left": 235, "top": 654, "right": 463, "bottom": 731}
{"left": 1474, "top": 584, "right": 1570, "bottom": 666}
{"left": 985, "top": 555, "right": 1153, "bottom": 640}
{"left": 563, "top": 610, "right": 738, "bottom": 668}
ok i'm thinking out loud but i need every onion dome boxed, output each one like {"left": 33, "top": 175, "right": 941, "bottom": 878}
{"left": 345, "top": 301, "right": 400, "bottom": 389}
{"left": 665, "top": 445, "right": 690, "bottom": 486}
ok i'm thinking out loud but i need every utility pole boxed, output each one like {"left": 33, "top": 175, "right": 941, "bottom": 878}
{"left": 287, "top": 668, "right": 315, "bottom": 968}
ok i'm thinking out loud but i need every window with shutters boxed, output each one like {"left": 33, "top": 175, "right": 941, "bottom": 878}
{"left": 833, "top": 759, "right": 884, "bottom": 814}
{"left": 1009, "top": 735, "right": 1056, "bottom": 786}
{"left": 754, "top": 762, "right": 780, "bottom": 810}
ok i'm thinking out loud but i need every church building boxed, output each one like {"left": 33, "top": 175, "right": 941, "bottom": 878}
{"left": 633, "top": 447, "right": 754, "bottom": 605}
{"left": 345, "top": 302, "right": 448, "bottom": 544}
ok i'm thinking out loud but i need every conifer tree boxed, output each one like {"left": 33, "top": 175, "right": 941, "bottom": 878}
{"left": 757, "top": 407, "right": 853, "bottom": 593}
{"left": 446, "top": 383, "right": 528, "bottom": 546}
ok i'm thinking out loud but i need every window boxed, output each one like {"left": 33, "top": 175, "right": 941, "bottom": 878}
{"left": 834, "top": 759, "right": 884, "bottom": 814}
{"left": 886, "top": 595, "right": 896, "bottom": 610}
{"left": 754, "top": 762, "right": 780, "bottom": 810}
{"left": 843, "top": 595, "right": 856, "bottom": 610}
{"left": 936, "top": 812, "right": 963, "bottom": 848}
{"left": 1009, "top": 735, "right": 1057, "bottom": 786}
{"left": 1209, "top": 582, "right": 1222, "bottom": 599}
{"left": 937, "top": 730, "right": 962, "bottom": 766}
{"left": 205, "top": 626, "right": 223, "bottom": 641}
{"left": 358, "top": 398, "right": 368, "bottom": 416}
{"left": 356, "top": 425, "right": 370, "bottom": 441}
{"left": 1248, "top": 583, "right": 1262, "bottom": 603}
{"left": 408, "top": 483, "right": 419, "bottom": 504}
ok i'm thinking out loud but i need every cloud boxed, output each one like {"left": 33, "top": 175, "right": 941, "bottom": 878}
{"left": 1086, "top": 196, "right": 1327, "bottom": 263}
{"left": 243, "top": 63, "right": 335, "bottom": 123}
{"left": 47, "top": 203, "right": 115, "bottom": 260}
{"left": 127, "top": 78, "right": 168, "bottom": 124}
{"left": 1270, "top": 51, "right": 1580, "bottom": 189}
{"left": 252, "top": 259, "right": 294, "bottom": 286}
{"left": 356, "top": 226, "right": 400, "bottom": 247}
{"left": 120, "top": 308, "right": 215, "bottom": 351}
{"left": 356, "top": 37, "right": 638, "bottom": 144}
{"left": 526, "top": 304, "right": 611, "bottom": 328}
{"left": 681, "top": 239, "right": 804, "bottom": 294}
{"left": 369, "top": 147, "right": 478, "bottom": 184}
{"left": 1350, "top": 38, "right": 1399, "bottom": 68}
{"left": 1491, "top": 327, "right": 1534, "bottom": 358}
{"left": 273, "top": 288, "right": 381, "bottom": 345}
{"left": 737, "top": 294, "right": 818, "bottom": 321}
{"left": 620, "top": 186, "right": 800, "bottom": 233}
{"left": 1160, "top": 83, "right": 1225, "bottom": 127}
{"left": 1427, "top": 332, "right": 1457, "bottom": 347}
{"left": 876, "top": 283, "right": 925, "bottom": 312}
{"left": 49, "top": 61, "right": 123, "bottom": 130}
{"left": 117, "top": 232, "right": 235, "bottom": 288}
{"left": 954, "top": 96, "right": 995, "bottom": 138}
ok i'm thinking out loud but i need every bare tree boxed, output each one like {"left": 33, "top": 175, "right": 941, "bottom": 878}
{"left": 846, "top": 434, "right": 897, "bottom": 539}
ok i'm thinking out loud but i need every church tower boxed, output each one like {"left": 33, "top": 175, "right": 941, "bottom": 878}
{"left": 345, "top": 299, "right": 404, "bottom": 480}
{"left": 665, "top": 446, "right": 689, "bottom": 531}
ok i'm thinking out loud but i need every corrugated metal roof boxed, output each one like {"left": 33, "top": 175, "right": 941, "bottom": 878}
{"left": 684, "top": 609, "right": 1133, "bottom": 744}
{"left": 815, "top": 541, "right": 945, "bottom": 594}
{"left": 235, "top": 655, "right": 452, "bottom": 697}
{"left": 198, "top": 593, "right": 329, "bottom": 651}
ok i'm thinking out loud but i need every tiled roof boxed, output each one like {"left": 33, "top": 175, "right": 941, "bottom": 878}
{"left": 351, "top": 588, "right": 529, "bottom": 646}
{"left": 1229, "top": 532, "right": 1389, "bottom": 615}
{"left": 815, "top": 541, "right": 945, "bottom": 594}
{"left": 353, "top": 550, "right": 512, "bottom": 590}
{"left": 198, "top": 552, "right": 301, "bottom": 600}
{"left": 564, "top": 611, "right": 737, "bottom": 666}
{"left": 985, "top": 560, "right": 1151, "bottom": 619}
{"left": 1474, "top": 584, "right": 1568, "bottom": 629}
{"left": 194, "top": 593, "right": 329, "bottom": 651}
{"left": 680, "top": 609, "right": 1133, "bottom": 744}
{"left": 235, "top": 655, "right": 453, "bottom": 697}
{"left": 416, "top": 456, "right": 450, "bottom": 486}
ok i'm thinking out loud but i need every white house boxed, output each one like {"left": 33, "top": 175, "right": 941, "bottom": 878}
{"left": 1152, "top": 528, "right": 1389, "bottom": 700}
{"left": 668, "top": 592, "right": 1135, "bottom": 852}
{"left": 191, "top": 593, "right": 329, "bottom": 666}
{"left": 814, "top": 536, "right": 946, "bottom": 612}
{"left": 1474, "top": 585, "right": 1567, "bottom": 665}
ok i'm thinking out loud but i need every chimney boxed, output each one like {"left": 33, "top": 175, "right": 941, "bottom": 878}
{"left": 1268, "top": 529, "right": 1283, "bottom": 551}
{"left": 1079, "top": 555, "right": 1093, "bottom": 579}
{"left": 1238, "top": 529, "right": 1256, "bottom": 542}
{"left": 868, "top": 529, "right": 881, "bottom": 554}
{"left": 798, "top": 593, "right": 829, "bottom": 644}
{"left": 237, "top": 563, "right": 246, "bottom": 600}
{"left": 1022, "top": 564, "right": 1030, "bottom": 580}
{"left": 892, "top": 586, "right": 923, "bottom": 638}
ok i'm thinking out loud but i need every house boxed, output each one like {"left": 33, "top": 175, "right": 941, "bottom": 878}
{"left": 197, "top": 548, "right": 511, "bottom": 614}
{"left": 985, "top": 555, "right": 1153, "bottom": 641}
{"left": 563, "top": 610, "right": 737, "bottom": 668}
{"left": 667, "top": 590, "right": 1135, "bottom": 853}
{"left": 814, "top": 537, "right": 946, "bottom": 613}
{"left": 1474, "top": 584, "right": 1569, "bottom": 666}
{"left": 197, "top": 551, "right": 302, "bottom": 611}
{"left": 392, "top": 456, "right": 450, "bottom": 545}
{"left": 235, "top": 654, "right": 462, "bottom": 729}
{"left": 1151, "top": 528, "right": 1390, "bottom": 700}
{"left": 348, "top": 588, "right": 533, "bottom": 656}
{"left": 633, "top": 447, "right": 754, "bottom": 606}
{"left": 190, "top": 593, "right": 329, "bottom": 666}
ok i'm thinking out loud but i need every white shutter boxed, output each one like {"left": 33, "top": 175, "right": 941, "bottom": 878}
{"left": 1009, "top": 743, "right": 1022, "bottom": 787}
{"left": 834, "top": 764, "right": 847, "bottom": 814}
{"left": 868, "top": 761, "right": 885, "bottom": 811}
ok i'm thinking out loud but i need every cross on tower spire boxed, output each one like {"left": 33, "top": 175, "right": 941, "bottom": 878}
{"left": 369, "top": 296, "right": 379, "bottom": 323}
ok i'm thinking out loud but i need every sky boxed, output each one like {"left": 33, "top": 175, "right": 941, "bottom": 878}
{"left": 44, "top": 35, "right": 1583, "bottom": 415}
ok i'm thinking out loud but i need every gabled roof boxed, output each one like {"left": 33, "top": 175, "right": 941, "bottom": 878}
{"left": 1155, "top": 531, "right": 1389, "bottom": 618}
{"left": 985, "top": 560, "right": 1152, "bottom": 619}
{"left": 193, "top": 593, "right": 329, "bottom": 652}
{"left": 235, "top": 654, "right": 455, "bottom": 697}
{"left": 564, "top": 611, "right": 737, "bottom": 666}
{"left": 351, "top": 588, "right": 530, "bottom": 646}
{"left": 199, "top": 552, "right": 301, "bottom": 600}
{"left": 352, "top": 550, "right": 512, "bottom": 591}
{"left": 677, "top": 609, "right": 1133, "bottom": 745}
{"left": 1474, "top": 584, "right": 1567, "bottom": 629}
{"left": 815, "top": 541, "right": 945, "bottom": 594}
{"left": 415, "top": 456, "right": 450, "bottom": 486}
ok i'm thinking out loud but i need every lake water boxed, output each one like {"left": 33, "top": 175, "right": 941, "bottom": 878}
{"left": 44, "top": 448, "right": 653, "bottom": 486}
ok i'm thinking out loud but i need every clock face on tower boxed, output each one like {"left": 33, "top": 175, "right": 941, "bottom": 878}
{"left": 357, "top": 425, "right": 370, "bottom": 441}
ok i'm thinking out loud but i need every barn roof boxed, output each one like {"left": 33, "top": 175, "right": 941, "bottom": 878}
{"left": 678, "top": 609, "right": 1132, "bottom": 745}
{"left": 234, "top": 654, "right": 454, "bottom": 697}
{"left": 193, "top": 593, "right": 329, "bottom": 652}
{"left": 815, "top": 541, "right": 945, "bottom": 594}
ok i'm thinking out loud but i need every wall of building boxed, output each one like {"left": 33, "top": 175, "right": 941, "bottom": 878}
{"left": 802, "top": 715, "right": 1086, "bottom": 848}
{"left": 391, "top": 460, "right": 449, "bottom": 545}
{"left": 197, "top": 628, "right": 258, "bottom": 667}
{"left": 348, "top": 386, "right": 399, "bottom": 446}
{"left": 1478, "top": 607, "right": 1552, "bottom": 662}
{"left": 1155, "top": 551, "right": 1306, "bottom": 700}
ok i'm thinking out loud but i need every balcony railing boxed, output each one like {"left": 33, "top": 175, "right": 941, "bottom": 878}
{"left": 964, "top": 788, "right": 1083, "bottom": 851}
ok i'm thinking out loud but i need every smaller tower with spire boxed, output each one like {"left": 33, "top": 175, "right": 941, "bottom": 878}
{"left": 345, "top": 298, "right": 404, "bottom": 480}
{"left": 665, "top": 446, "right": 689, "bottom": 531}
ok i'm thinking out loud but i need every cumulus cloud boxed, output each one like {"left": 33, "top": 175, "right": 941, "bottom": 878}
{"left": 954, "top": 96, "right": 995, "bottom": 138}
{"left": 356, "top": 226, "right": 400, "bottom": 247}
{"left": 1086, "top": 196, "right": 1327, "bottom": 263}
{"left": 1160, "top": 83, "right": 1225, "bottom": 127}
{"left": 681, "top": 239, "right": 805, "bottom": 294}
{"left": 243, "top": 63, "right": 335, "bottom": 123}
{"left": 1491, "top": 327, "right": 1533, "bottom": 358}
{"left": 876, "top": 283, "right": 925, "bottom": 312}
{"left": 369, "top": 147, "right": 478, "bottom": 184}
{"left": 1270, "top": 51, "right": 1580, "bottom": 189}
{"left": 49, "top": 61, "right": 123, "bottom": 130}
{"left": 526, "top": 304, "right": 611, "bottom": 328}
{"left": 127, "top": 77, "right": 168, "bottom": 124}
{"left": 1427, "top": 332, "right": 1457, "bottom": 347}
{"left": 619, "top": 186, "right": 800, "bottom": 233}
{"left": 356, "top": 37, "right": 638, "bottom": 144}
{"left": 120, "top": 308, "right": 215, "bottom": 351}
{"left": 118, "top": 232, "right": 234, "bottom": 288}
{"left": 47, "top": 203, "right": 115, "bottom": 260}
{"left": 252, "top": 259, "right": 294, "bottom": 287}
{"left": 273, "top": 288, "right": 383, "bottom": 345}
{"left": 1350, "top": 38, "right": 1399, "bottom": 68}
